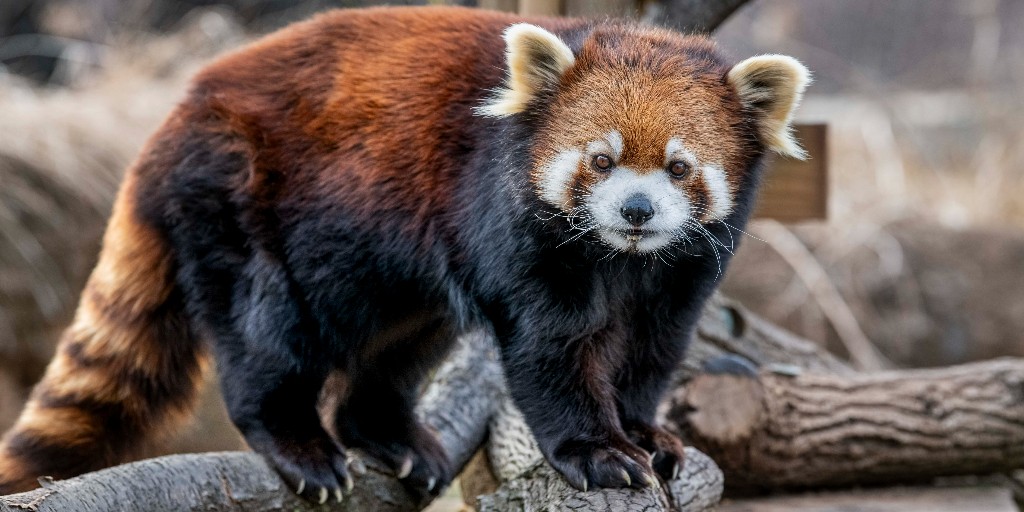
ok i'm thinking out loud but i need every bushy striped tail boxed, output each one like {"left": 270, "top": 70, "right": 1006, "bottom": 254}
{"left": 0, "top": 173, "right": 206, "bottom": 494}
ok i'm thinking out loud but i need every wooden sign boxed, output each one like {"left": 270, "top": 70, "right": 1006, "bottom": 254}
{"left": 753, "top": 123, "right": 828, "bottom": 221}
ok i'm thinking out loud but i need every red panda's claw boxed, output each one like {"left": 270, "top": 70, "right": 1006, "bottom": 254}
{"left": 397, "top": 456, "right": 413, "bottom": 479}
{"left": 347, "top": 455, "right": 367, "bottom": 476}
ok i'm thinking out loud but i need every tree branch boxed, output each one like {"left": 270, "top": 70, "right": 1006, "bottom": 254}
{"left": 641, "top": 0, "right": 754, "bottom": 33}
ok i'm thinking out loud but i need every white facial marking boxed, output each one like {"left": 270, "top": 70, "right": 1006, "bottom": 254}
{"left": 538, "top": 149, "right": 582, "bottom": 206}
{"left": 606, "top": 130, "right": 624, "bottom": 159}
{"left": 700, "top": 164, "right": 734, "bottom": 219}
{"left": 586, "top": 130, "right": 624, "bottom": 161}
{"left": 664, "top": 137, "right": 697, "bottom": 167}
{"left": 586, "top": 166, "right": 691, "bottom": 252}
{"left": 665, "top": 138, "right": 734, "bottom": 220}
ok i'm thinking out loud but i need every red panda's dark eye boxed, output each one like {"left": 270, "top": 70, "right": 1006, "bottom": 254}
{"left": 668, "top": 161, "right": 691, "bottom": 179}
{"left": 592, "top": 154, "right": 613, "bottom": 171}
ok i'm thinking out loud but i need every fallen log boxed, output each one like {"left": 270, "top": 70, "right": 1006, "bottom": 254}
{"left": 717, "top": 485, "right": 1019, "bottom": 512}
{"left": 671, "top": 358, "right": 1024, "bottom": 492}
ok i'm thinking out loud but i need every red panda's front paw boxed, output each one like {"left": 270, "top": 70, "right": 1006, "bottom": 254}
{"left": 625, "top": 422, "right": 686, "bottom": 481}
{"left": 546, "top": 437, "right": 657, "bottom": 492}
{"left": 261, "top": 435, "right": 353, "bottom": 504}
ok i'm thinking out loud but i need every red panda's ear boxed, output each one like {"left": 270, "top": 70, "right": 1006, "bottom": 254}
{"left": 477, "top": 23, "right": 575, "bottom": 117}
{"left": 728, "top": 55, "right": 811, "bottom": 160}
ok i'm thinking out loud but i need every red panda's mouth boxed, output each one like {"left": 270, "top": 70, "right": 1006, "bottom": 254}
{"left": 597, "top": 227, "right": 674, "bottom": 252}
{"left": 614, "top": 228, "right": 660, "bottom": 245}
{"left": 615, "top": 228, "right": 657, "bottom": 238}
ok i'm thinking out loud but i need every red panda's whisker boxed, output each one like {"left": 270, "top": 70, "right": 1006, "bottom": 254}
{"left": 684, "top": 220, "right": 726, "bottom": 276}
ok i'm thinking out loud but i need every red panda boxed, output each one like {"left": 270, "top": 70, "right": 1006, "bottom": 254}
{"left": 0, "top": 5, "right": 809, "bottom": 503}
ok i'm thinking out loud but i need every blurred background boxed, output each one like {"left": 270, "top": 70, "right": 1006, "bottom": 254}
{"left": 1, "top": 0, "right": 1022, "bottom": 507}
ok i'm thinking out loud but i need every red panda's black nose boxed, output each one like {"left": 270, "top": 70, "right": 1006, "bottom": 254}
{"left": 620, "top": 194, "right": 655, "bottom": 226}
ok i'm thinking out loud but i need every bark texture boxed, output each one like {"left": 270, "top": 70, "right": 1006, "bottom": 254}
{"left": 0, "top": 452, "right": 404, "bottom": 512}
{"left": 475, "top": 448, "right": 723, "bottom": 512}
{"left": 671, "top": 358, "right": 1024, "bottom": 492}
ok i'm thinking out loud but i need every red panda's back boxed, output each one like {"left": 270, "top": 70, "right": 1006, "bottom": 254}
{"left": 179, "top": 7, "right": 544, "bottom": 222}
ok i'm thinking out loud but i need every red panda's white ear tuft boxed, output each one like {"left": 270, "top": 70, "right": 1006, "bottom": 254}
{"left": 477, "top": 23, "right": 575, "bottom": 117}
{"left": 728, "top": 55, "right": 811, "bottom": 160}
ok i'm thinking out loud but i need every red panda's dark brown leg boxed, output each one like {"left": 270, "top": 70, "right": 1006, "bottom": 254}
{"left": 333, "top": 308, "right": 455, "bottom": 498}
{"left": 175, "top": 236, "right": 352, "bottom": 503}
{"left": 217, "top": 349, "right": 351, "bottom": 503}
{"left": 501, "top": 325, "right": 657, "bottom": 491}
{"left": 616, "top": 341, "right": 690, "bottom": 481}
{"left": 209, "top": 313, "right": 352, "bottom": 502}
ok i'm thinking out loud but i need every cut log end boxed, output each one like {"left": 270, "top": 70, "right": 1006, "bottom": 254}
{"left": 681, "top": 372, "right": 766, "bottom": 444}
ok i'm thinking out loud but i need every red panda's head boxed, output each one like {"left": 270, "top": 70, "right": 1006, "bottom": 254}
{"left": 479, "top": 23, "right": 810, "bottom": 254}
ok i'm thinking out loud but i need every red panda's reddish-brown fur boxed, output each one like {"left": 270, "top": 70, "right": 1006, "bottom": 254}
{"left": 188, "top": 7, "right": 533, "bottom": 227}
